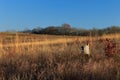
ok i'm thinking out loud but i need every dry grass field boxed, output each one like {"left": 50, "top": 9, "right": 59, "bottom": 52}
{"left": 0, "top": 32, "right": 120, "bottom": 80}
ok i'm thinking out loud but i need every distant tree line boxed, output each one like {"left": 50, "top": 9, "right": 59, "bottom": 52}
{"left": 22, "top": 23, "right": 120, "bottom": 36}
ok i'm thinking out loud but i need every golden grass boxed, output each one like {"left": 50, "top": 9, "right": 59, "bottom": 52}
{"left": 0, "top": 32, "right": 120, "bottom": 80}
{"left": 0, "top": 32, "right": 120, "bottom": 56}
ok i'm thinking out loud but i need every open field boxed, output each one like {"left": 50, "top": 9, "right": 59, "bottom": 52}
{"left": 0, "top": 32, "right": 120, "bottom": 80}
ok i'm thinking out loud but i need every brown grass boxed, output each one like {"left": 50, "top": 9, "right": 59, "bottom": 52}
{"left": 0, "top": 32, "right": 120, "bottom": 80}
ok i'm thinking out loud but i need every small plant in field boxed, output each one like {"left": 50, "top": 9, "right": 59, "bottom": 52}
{"left": 104, "top": 38, "right": 117, "bottom": 57}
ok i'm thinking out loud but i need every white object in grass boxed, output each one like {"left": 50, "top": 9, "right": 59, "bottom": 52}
{"left": 84, "top": 44, "right": 90, "bottom": 55}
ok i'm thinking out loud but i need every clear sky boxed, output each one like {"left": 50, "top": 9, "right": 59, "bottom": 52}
{"left": 0, "top": 0, "right": 120, "bottom": 31}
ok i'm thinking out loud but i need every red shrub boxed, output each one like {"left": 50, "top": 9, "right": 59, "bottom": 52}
{"left": 104, "top": 39, "right": 117, "bottom": 57}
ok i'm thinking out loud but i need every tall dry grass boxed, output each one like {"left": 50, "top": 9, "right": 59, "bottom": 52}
{"left": 0, "top": 33, "right": 120, "bottom": 80}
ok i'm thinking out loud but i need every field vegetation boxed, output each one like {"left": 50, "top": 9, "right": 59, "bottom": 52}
{"left": 0, "top": 32, "right": 120, "bottom": 80}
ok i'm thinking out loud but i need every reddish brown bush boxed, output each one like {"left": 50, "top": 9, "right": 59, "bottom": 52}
{"left": 104, "top": 39, "right": 117, "bottom": 57}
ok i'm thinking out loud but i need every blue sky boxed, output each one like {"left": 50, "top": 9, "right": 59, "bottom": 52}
{"left": 0, "top": 0, "right": 120, "bottom": 31}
